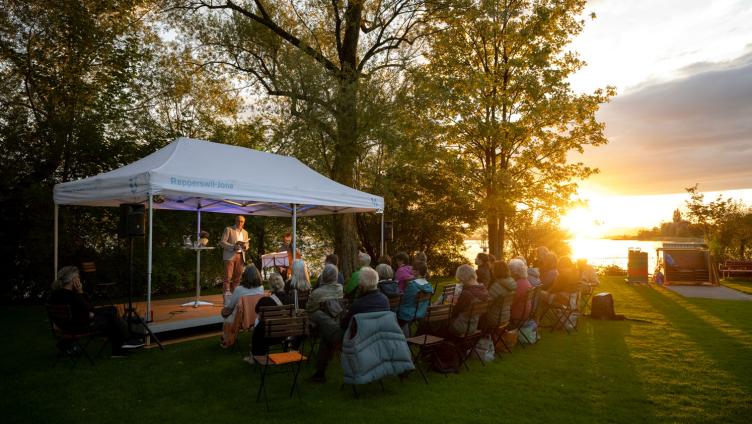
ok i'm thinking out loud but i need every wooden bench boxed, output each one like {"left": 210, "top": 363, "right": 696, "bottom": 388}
{"left": 719, "top": 260, "right": 752, "bottom": 278}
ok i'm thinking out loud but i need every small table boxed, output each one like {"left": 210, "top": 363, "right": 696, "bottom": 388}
{"left": 182, "top": 246, "right": 216, "bottom": 308}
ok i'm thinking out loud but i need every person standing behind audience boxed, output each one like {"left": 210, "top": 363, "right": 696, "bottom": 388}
{"left": 219, "top": 215, "right": 249, "bottom": 294}
{"left": 393, "top": 252, "right": 413, "bottom": 292}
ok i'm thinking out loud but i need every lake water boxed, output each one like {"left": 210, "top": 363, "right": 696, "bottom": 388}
{"left": 463, "top": 238, "right": 664, "bottom": 272}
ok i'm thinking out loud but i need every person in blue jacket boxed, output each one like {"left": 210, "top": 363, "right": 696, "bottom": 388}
{"left": 397, "top": 261, "right": 433, "bottom": 329}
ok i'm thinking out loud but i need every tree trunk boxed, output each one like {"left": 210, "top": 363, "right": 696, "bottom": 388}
{"left": 498, "top": 213, "right": 506, "bottom": 260}
{"left": 331, "top": 75, "right": 360, "bottom": 278}
{"left": 487, "top": 209, "right": 499, "bottom": 259}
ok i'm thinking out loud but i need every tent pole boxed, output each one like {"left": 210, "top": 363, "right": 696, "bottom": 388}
{"left": 54, "top": 204, "right": 59, "bottom": 275}
{"left": 380, "top": 211, "right": 385, "bottom": 258}
{"left": 147, "top": 194, "right": 153, "bottom": 322}
{"left": 292, "top": 204, "right": 298, "bottom": 310}
{"left": 196, "top": 205, "right": 201, "bottom": 305}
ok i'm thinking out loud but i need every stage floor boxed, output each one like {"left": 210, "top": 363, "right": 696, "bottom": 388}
{"left": 119, "top": 294, "right": 225, "bottom": 336}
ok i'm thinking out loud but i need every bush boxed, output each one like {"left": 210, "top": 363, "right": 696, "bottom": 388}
{"left": 601, "top": 264, "right": 627, "bottom": 276}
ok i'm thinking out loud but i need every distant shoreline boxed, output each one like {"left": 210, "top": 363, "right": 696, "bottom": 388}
{"left": 604, "top": 236, "right": 705, "bottom": 242}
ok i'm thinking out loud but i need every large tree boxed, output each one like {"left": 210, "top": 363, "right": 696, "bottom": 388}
{"left": 165, "top": 0, "right": 440, "bottom": 276}
{"left": 0, "top": 0, "right": 249, "bottom": 300}
{"left": 420, "top": 0, "right": 613, "bottom": 258}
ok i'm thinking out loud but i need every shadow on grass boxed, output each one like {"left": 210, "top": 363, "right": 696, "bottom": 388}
{"left": 586, "top": 318, "right": 657, "bottom": 422}
{"left": 632, "top": 287, "right": 752, "bottom": 393}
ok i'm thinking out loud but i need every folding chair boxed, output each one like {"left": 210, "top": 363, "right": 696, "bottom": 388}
{"left": 406, "top": 303, "right": 452, "bottom": 384}
{"left": 509, "top": 286, "right": 539, "bottom": 347}
{"left": 578, "top": 282, "right": 595, "bottom": 315}
{"left": 305, "top": 298, "right": 348, "bottom": 363}
{"left": 539, "top": 290, "right": 579, "bottom": 334}
{"left": 452, "top": 301, "right": 489, "bottom": 371}
{"left": 253, "top": 315, "right": 309, "bottom": 412}
{"left": 46, "top": 304, "right": 108, "bottom": 368}
{"left": 481, "top": 300, "right": 510, "bottom": 357}
{"left": 80, "top": 261, "right": 116, "bottom": 306}
{"left": 406, "top": 291, "right": 433, "bottom": 337}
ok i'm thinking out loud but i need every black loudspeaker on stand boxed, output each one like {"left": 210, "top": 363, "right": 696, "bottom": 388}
{"left": 119, "top": 204, "right": 163, "bottom": 350}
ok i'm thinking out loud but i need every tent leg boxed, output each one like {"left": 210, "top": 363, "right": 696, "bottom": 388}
{"left": 54, "top": 204, "right": 59, "bottom": 275}
{"left": 380, "top": 211, "right": 385, "bottom": 258}
{"left": 292, "top": 204, "right": 297, "bottom": 309}
{"left": 147, "top": 194, "right": 153, "bottom": 322}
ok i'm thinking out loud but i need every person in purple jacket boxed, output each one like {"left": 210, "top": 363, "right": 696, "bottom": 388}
{"left": 393, "top": 252, "right": 413, "bottom": 292}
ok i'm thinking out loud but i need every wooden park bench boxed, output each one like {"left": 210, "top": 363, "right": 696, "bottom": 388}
{"left": 719, "top": 260, "right": 752, "bottom": 278}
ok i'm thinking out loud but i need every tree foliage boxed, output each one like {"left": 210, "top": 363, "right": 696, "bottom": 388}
{"left": 684, "top": 185, "right": 752, "bottom": 260}
{"left": 163, "top": 0, "right": 442, "bottom": 276}
{"left": 418, "top": 0, "right": 613, "bottom": 258}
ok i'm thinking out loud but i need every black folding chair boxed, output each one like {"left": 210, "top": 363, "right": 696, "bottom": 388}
{"left": 46, "top": 304, "right": 108, "bottom": 368}
{"left": 406, "top": 304, "right": 453, "bottom": 384}
{"left": 253, "top": 315, "right": 309, "bottom": 412}
{"left": 452, "top": 300, "right": 489, "bottom": 371}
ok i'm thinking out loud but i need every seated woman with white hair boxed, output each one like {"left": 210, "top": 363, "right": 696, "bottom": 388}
{"left": 508, "top": 259, "right": 533, "bottom": 321}
{"left": 287, "top": 258, "right": 312, "bottom": 308}
{"left": 448, "top": 264, "right": 490, "bottom": 336}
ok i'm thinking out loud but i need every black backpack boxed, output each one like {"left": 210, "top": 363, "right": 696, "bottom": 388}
{"left": 591, "top": 292, "right": 616, "bottom": 320}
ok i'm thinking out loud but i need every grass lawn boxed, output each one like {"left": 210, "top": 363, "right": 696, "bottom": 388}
{"left": 722, "top": 277, "right": 752, "bottom": 295}
{"left": 2, "top": 276, "right": 751, "bottom": 423}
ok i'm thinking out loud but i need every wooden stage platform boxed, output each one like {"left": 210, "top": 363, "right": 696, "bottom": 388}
{"left": 120, "top": 294, "right": 225, "bottom": 335}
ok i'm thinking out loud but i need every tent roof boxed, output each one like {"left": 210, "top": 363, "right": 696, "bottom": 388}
{"left": 53, "top": 138, "right": 383, "bottom": 216}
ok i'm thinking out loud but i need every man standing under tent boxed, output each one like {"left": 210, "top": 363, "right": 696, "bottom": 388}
{"left": 219, "top": 215, "right": 249, "bottom": 294}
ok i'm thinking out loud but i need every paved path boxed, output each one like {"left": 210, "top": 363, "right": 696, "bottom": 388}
{"left": 666, "top": 285, "right": 752, "bottom": 301}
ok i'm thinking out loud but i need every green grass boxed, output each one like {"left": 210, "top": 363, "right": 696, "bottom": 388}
{"left": 722, "top": 277, "right": 752, "bottom": 295}
{"left": 2, "top": 277, "right": 751, "bottom": 423}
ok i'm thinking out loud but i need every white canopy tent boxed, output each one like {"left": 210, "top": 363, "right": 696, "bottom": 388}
{"left": 54, "top": 137, "right": 385, "bottom": 319}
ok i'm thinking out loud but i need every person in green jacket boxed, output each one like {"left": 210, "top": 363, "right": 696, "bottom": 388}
{"left": 344, "top": 252, "right": 372, "bottom": 297}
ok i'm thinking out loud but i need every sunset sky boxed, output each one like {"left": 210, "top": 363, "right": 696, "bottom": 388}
{"left": 561, "top": 0, "right": 752, "bottom": 237}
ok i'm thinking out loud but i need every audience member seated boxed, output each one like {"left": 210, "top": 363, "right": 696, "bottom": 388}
{"left": 315, "top": 254, "right": 345, "bottom": 287}
{"left": 393, "top": 252, "right": 413, "bottom": 292}
{"left": 527, "top": 267, "right": 542, "bottom": 287}
{"left": 306, "top": 264, "right": 344, "bottom": 315}
{"left": 577, "top": 258, "right": 599, "bottom": 287}
{"left": 397, "top": 261, "right": 433, "bottom": 327}
{"left": 475, "top": 253, "right": 492, "bottom": 287}
{"left": 375, "top": 263, "right": 400, "bottom": 298}
{"left": 248, "top": 273, "right": 292, "bottom": 360}
{"left": 539, "top": 252, "right": 559, "bottom": 291}
{"left": 49, "top": 266, "right": 143, "bottom": 357}
{"left": 221, "top": 264, "right": 265, "bottom": 348}
{"left": 533, "top": 246, "right": 550, "bottom": 270}
{"left": 344, "top": 252, "right": 371, "bottom": 298}
{"left": 508, "top": 259, "right": 533, "bottom": 322}
{"left": 309, "top": 267, "right": 388, "bottom": 382}
{"left": 449, "top": 264, "right": 490, "bottom": 336}
{"left": 486, "top": 261, "right": 517, "bottom": 325}
{"left": 287, "top": 259, "right": 312, "bottom": 309}
{"left": 545, "top": 256, "right": 580, "bottom": 308}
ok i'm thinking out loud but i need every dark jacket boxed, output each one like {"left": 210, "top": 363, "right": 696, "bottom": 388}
{"left": 342, "top": 290, "right": 390, "bottom": 329}
{"left": 48, "top": 289, "right": 94, "bottom": 332}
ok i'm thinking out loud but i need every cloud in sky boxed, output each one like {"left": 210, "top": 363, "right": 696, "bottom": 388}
{"left": 579, "top": 50, "right": 752, "bottom": 195}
